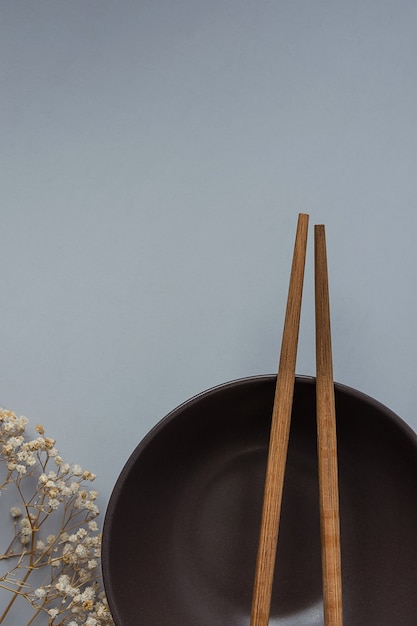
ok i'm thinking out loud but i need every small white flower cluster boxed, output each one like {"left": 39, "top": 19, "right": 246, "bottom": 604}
{"left": 36, "top": 466, "right": 99, "bottom": 517}
{"left": 0, "top": 408, "right": 114, "bottom": 626}
{"left": 41, "top": 578, "right": 112, "bottom": 624}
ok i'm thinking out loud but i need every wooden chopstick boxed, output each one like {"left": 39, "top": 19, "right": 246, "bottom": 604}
{"left": 250, "top": 213, "right": 309, "bottom": 626}
{"left": 314, "top": 224, "right": 343, "bottom": 626}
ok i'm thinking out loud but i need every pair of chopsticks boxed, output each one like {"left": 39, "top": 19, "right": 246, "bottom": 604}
{"left": 250, "top": 214, "right": 343, "bottom": 626}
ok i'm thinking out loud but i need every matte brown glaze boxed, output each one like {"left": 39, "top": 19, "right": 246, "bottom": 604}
{"left": 102, "top": 376, "right": 417, "bottom": 625}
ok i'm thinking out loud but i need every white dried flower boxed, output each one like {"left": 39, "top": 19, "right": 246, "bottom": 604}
{"left": 0, "top": 408, "right": 114, "bottom": 625}
{"left": 10, "top": 506, "right": 22, "bottom": 519}
{"left": 15, "top": 464, "right": 27, "bottom": 476}
{"left": 55, "top": 574, "right": 72, "bottom": 594}
{"left": 83, "top": 470, "right": 96, "bottom": 481}
{"left": 75, "top": 544, "right": 89, "bottom": 560}
{"left": 36, "top": 539, "right": 45, "bottom": 551}
{"left": 48, "top": 498, "right": 60, "bottom": 510}
{"left": 81, "top": 586, "right": 96, "bottom": 601}
{"left": 8, "top": 436, "right": 24, "bottom": 449}
{"left": 72, "top": 464, "right": 83, "bottom": 476}
{"left": 17, "top": 416, "right": 28, "bottom": 429}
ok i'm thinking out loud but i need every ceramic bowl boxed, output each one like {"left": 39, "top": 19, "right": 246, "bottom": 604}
{"left": 102, "top": 375, "right": 417, "bottom": 625}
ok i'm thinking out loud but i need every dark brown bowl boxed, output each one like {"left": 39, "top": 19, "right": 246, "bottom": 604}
{"left": 102, "top": 375, "right": 417, "bottom": 625}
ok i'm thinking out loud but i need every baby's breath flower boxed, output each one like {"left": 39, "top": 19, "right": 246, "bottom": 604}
{"left": 83, "top": 470, "right": 96, "bottom": 481}
{"left": 75, "top": 544, "right": 88, "bottom": 560}
{"left": 17, "top": 447, "right": 36, "bottom": 465}
{"left": 28, "top": 436, "right": 43, "bottom": 450}
{"left": 38, "top": 473, "right": 48, "bottom": 484}
{"left": 81, "top": 586, "right": 96, "bottom": 601}
{"left": 8, "top": 435, "right": 24, "bottom": 449}
{"left": 2, "top": 442, "right": 13, "bottom": 454}
{"left": 0, "top": 408, "right": 114, "bottom": 625}
{"left": 69, "top": 481, "right": 80, "bottom": 493}
{"left": 20, "top": 517, "right": 32, "bottom": 530}
{"left": 85, "top": 501, "right": 99, "bottom": 516}
{"left": 10, "top": 506, "right": 22, "bottom": 519}
{"left": 83, "top": 599, "right": 94, "bottom": 612}
{"left": 15, "top": 463, "right": 27, "bottom": 476}
{"left": 36, "top": 539, "right": 45, "bottom": 551}
{"left": 72, "top": 464, "right": 83, "bottom": 476}
{"left": 55, "top": 574, "right": 73, "bottom": 595}
{"left": 17, "top": 416, "right": 28, "bottom": 429}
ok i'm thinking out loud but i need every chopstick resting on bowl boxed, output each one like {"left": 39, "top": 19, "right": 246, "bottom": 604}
{"left": 250, "top": 213, "right": 309, "bottom": 626}
{"left": 250, "top": 217, "right": 343, "bottom": 626}
{"left": 315, "top": 224, "right": 343, "bottom": 626}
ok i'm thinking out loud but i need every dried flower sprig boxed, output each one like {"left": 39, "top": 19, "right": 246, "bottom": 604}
{"left": 0, "top": 408, "right": 114, "bottom": 626}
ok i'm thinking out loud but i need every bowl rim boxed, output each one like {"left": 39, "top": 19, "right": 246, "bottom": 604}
{"left": 105, "top": 374, "right": 417, "bottom": 509}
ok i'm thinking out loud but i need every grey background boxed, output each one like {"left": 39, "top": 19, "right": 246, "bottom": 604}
{"left": 1, "top": 0, "right": 416, "bottom": 576}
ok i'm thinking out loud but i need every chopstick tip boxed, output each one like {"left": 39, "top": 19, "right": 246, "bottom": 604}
{"left": 297, "top": 213, "right": 310, "bottom": 228}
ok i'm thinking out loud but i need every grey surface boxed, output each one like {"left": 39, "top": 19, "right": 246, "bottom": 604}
{"left": 1, "top": 0, "right": 416, "bottom": 557}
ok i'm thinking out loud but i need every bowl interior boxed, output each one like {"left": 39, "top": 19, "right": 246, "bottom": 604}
{"left": 103, "top": 376, "right": 417, "bottom": 625}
